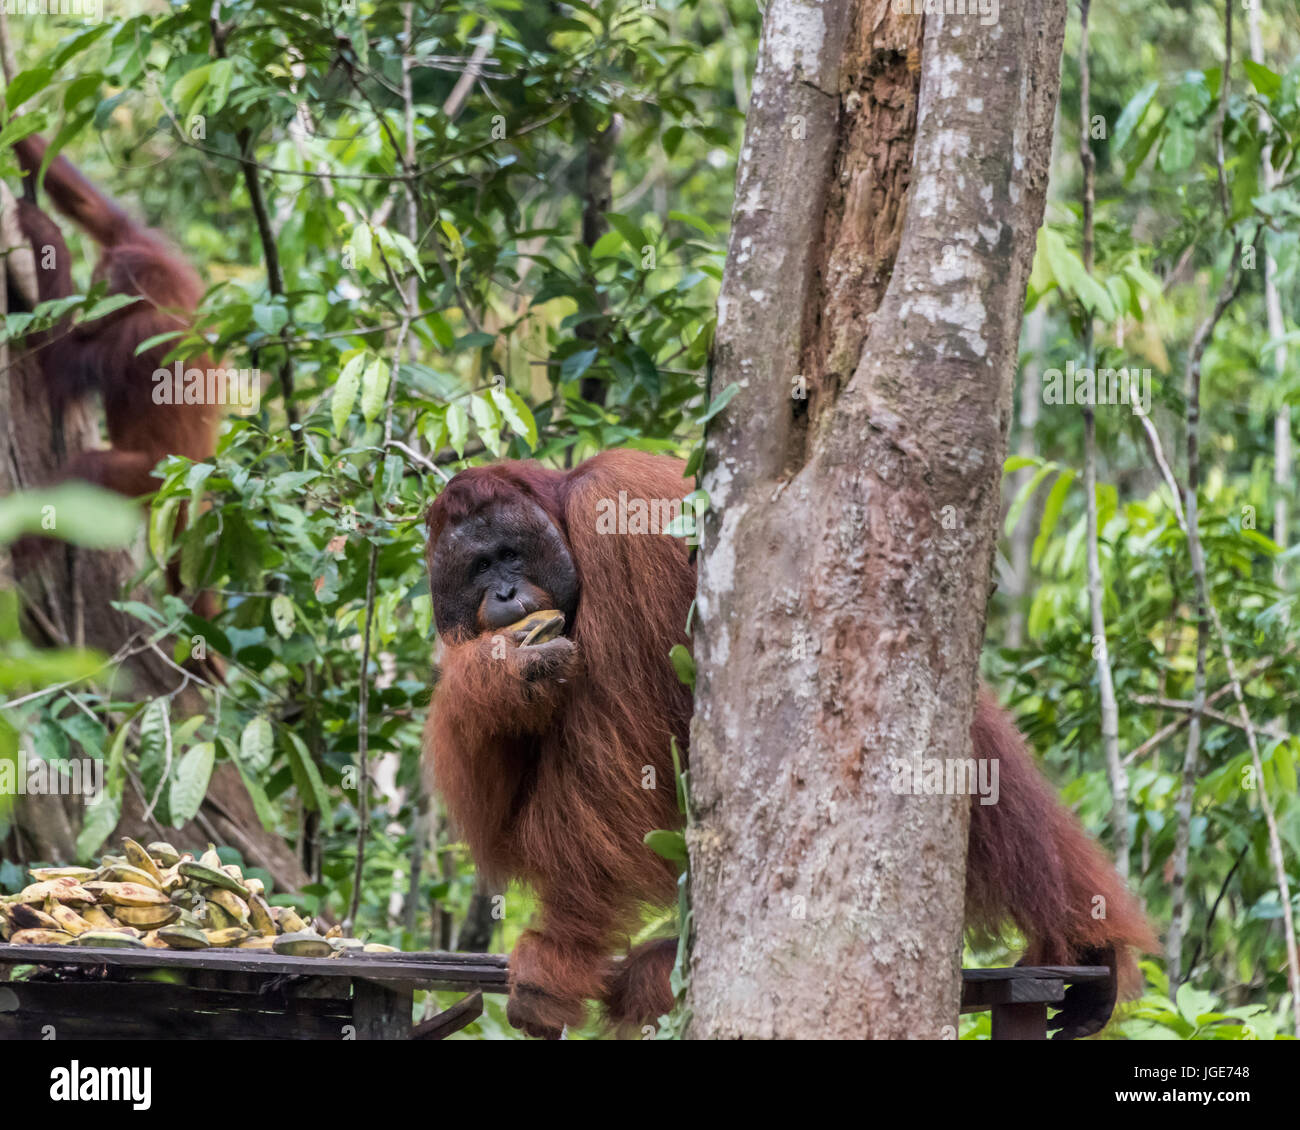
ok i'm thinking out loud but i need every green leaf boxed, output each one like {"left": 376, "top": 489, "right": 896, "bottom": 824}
{"left": 331, "top": 352, "right": 366, "bottom": 435}
{"left": 1004, "top": 463, "right": 1057, "bottom": 537}
{"left": 669, "top": 644, "right": 695, "bottom": 688}
{"left": 668, "top": 210, "right": 716, "bottom": 238}
{"left": 6, "top": 67, "right": 54, "bottom": 109}
{"left": 271, "top": 594, "right": 295, "bottom": 639}
{"left": 285, "top": 732, "right": 333, "bottom": 830}
{"left": 1112, "top": 80, "right": 1159, "bottom": 153}
{"left": 349, "top": 224, "right": 375, "bottom": 274}
{"left": 644, "top": 828, "right": 688, "bottom": 863}
{"left": 562, "top": 348, "right": 599, "bottom": 382}
{"left": 1243, "top": 59, "right": 1282, "bottom": 99}
{"left": 590, "top": 229, "right": 624, "bottom": 258}
{"left": 700, "top": 382, "right": 739, "bottom": 424}
{"left": 1032, "top": 469, "right": 1076, "bottom": 567}
{"left": 360, "top": 358, "right": 390, "bottom": 423}
{"left": 1159, "top": 122, "right": 1195, "bottom": 173}
{"left": 169, "top": 741, "right": 215, "bottom": 826}
{"left": 492, "top": 386, "right": 539, "bottom": 448}
{"left": 0, "top": 482, "right": 139, "bottom": 549}
{"left": 239, "top": 715, "right": 275, "bottom": 774}
{"left": 148, "top": 497, "right": 180, "bottom": 570}
{"left": 604, "top": 212, "right": 648, "bottom": 254}
{"left": 76, "top": 791, "right": 121, "bottom": 863}
{"left": 447, "top": 401, "right": 469, "bottom": 457}
{"left": 171, "top": 63, "right": 213, "bottom": 116}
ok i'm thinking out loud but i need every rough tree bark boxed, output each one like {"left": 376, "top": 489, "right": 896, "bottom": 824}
{"left": 688, "top": 0, "right": 1067, "bottom": 1038}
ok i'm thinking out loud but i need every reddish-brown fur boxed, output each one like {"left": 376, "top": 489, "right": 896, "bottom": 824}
{"left": 426, "top": 451, "right": 693, "bottom": 1036}
{"left": 426, "top": 450, "right": 1153, "bottom": 1038}
{"left": 9, "top": 135, "right": 221, "bottom": 622}
{"left": 12, "top": 134, "right": 219, "bottom": 501}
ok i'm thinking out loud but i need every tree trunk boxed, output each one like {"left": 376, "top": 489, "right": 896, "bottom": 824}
{"left": 688, "top": 0, "right": 1066, "bottom": 1038}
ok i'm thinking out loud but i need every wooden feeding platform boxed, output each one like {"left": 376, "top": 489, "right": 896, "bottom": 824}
{"left": 0, "top": 945, "right": 1111, "bottom": 1039}
{"left": 0, "top": 945, "right": 507, "bottom": 1040}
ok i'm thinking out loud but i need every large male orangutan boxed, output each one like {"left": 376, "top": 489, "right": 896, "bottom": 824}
{"left": 424, "top": 449, "right": 1153, "bottom": 1039}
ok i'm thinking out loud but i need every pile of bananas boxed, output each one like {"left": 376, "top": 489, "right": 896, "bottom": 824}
{"left": 0, "top": 838, "right": 396, "bottom": 956}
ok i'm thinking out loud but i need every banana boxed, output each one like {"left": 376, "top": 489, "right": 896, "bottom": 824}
{"left": 170, "top": 889, "right": 197, "bottom": 909}
{"left": 362, "top": 943, "right": 399, "bottom": 954}
{"left": 199, "top": 844, "right": 223, "bottom": 870}
{"left": 243, "top": 877, "right": 266, "bottom": 899}
{"left": 203, "top": 902, "right": 235, "bottom": 930}
{"left": 83, "top": 882, "right": 170, "bottom": 907}
{"left": 141, "top": 930, "right": 170, "bottom": 949}
{"left": 27, "top": 866, "right": 96, "bottom": 882}
{"left": 74, "top": 930, "right": 147, "bottom": 948}
{"left": 159, "top": 866, "right": 183, "bottom": 894}
{"left": 505, "top": 608, "right": 565, "bottom": 646}
{"left": 10, "top": 929, "right": 75, "bottom": 945}
{"left": 17, "top": 879, "right": 94, "bottom": 905}
{"left": 81, "top": 906, "right": 118, "bottom": 930}
{"left": 248, "top": 894, "right": 277, "bottom": 937}
{"left": 278, "top": 907, "right": 307, "bottom": 933}
{"left": 324, "top": 923, "right": 342, "bottom": 939}
{"left": 238, "top": 935, "right": 276, "bottom": 950}
{"left": 8, "top": 903, "right": 60, "bottom": 930}
{"left": 112, "top": 904, "right": 181, "bottom": 930}
{"left": 101, "top": 863, "right": 163, "bottom": 890}
{"left": 157, "top": 925, "right": 210, "bottom": 950}
{"left": 147, "top": 842, "right": 182, "bottom": 867}
{"left": 203, "top": 927, "right": 249, "bottom": 948}
{"left": 121, "top": 837, "right": 165, "bottom": 886}
{"left": 48, "top": 904, "right": 94, "bottom": 937}
{"left": 178, "top": 861, "right": 248, "bottom": 896}
{"left": 205, "top": 888, "right": 250, "bottom": 923}
{"left": 273, "top": 932, "right": 334, "bottom": 958}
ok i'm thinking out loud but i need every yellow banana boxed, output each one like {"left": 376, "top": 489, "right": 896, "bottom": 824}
{"left": 83, "top": 882, "right": 169, "bottom": 907}
{"left": 272, "top": 932, "right": 333, "bottom": 958}
{"left": 205, "top": 888, "right": 250, "bottom": 923}
{"left": 112, "top": 904, "right": 181, "bottom": 930}
{"left": 73, "top": 930, "right": 147, "bottom": 948}
{"left": 121, "top": 838, "right": 165, "bottom": 886}
{"left": 157, "top": 925, "right": 210, "bottom": 950}
{"left": 9, "top": 929, "right": 75, "bottom": 945}
{"left": 17, "top": 879, "right": 94, "bottom": 905}
{"left": 48, "top": 904, "right": 94, "bottom": 937}
{"left": 147, "top": 842, "right": 182, "bottom": 867}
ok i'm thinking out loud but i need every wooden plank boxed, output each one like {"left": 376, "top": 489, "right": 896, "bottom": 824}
{"left": 0, "top": 981, "right": 352, "bottom": 1040}
{"left": 352, "top": 980, "right": 413, "bottom": 1040}
{"left": 961, "top": 965, "right": 1110, "bottom": 982}
{"left": 961, "top": 976, "right": 1065, "bottom": 1011}
{"left": 990, "top": 1001, "right": 1048, "bottom": 1040}
{"left": 0, "top": 945, "right": 509, "bottom": 989}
